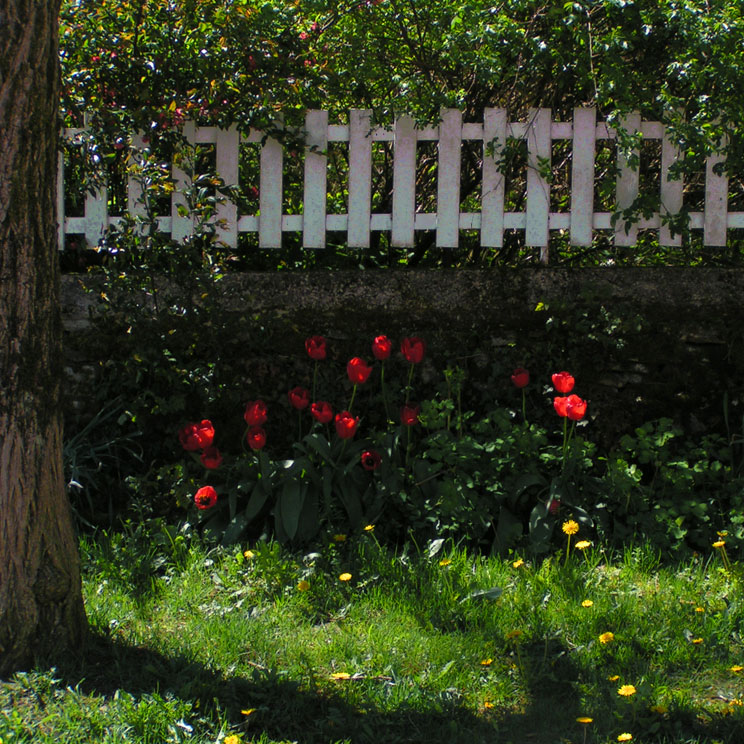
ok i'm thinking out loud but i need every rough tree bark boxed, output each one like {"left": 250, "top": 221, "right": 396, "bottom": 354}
{"left": 0, "top": 0, "right": 86, "bottom": 675}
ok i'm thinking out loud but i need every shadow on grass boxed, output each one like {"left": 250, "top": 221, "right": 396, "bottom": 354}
{"left": 46, "top": 630, "right": 591, "bottom": 744}
{"left": 44, "top": 630, "right": 744, "bottom": 744}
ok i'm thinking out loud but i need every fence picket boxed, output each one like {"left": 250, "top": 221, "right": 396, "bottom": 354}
{"left": 614, "top": 113, "right": 641, "bottom": 247}
{"left": 436, "top": 108, "right": 462, "bottom": 248}
{"left": 704, "top": 140, "right": 728, "bottom": 247}
{"left": 171, "top": 121, "right": 195, "bottom": 242}
{"left": 525, "top": 108, "right": 551, "bottom": 261}
{"left": 660, "top": 129, "right": 683, "bottom": 247}
{"left": 216, "top": 125, "right": 239, "bottom": 248}
{"left": 481, "top": 108, "right": 506, "bottom": 248}
{"left": 392, "top": 116, "right": 417, "bottom": 247}
{"left": 348, "top": 109, "right": 373, "bottom": 248}
{"left": 570, "top": 107, "right": 596, "bottom": 247}
{"left": 303, "top": 110, "right": 328, "bottom": 249}
{"left": 259, "top": 130, "right": 283, "bottom": 248}
{"left": 59, "top": 108, "right": 742, "bottom": 257}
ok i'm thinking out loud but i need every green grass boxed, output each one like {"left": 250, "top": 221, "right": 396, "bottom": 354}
{"left": 1, "top": 525, "right": 743, "bottom": 744}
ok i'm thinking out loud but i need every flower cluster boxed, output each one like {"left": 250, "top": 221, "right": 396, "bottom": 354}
{"left": 183, "top": 332, "right": 427, "bottom": 511}
{"left": 178, "top": 419, "right": 222, "bottom": 469}
{"left": 551, "top": 371, "right": 587, "bottom": 421}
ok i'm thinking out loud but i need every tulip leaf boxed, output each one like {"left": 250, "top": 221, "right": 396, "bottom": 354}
{"left": 243, "top": 481, "right": 270, "bottom": 523}
{"left": 221, "top": 514, "right": 248, "bottom": 546}
{"left": 279, "top": 479, "right": 306, "bottom": 540}
{"left": 338, "top": 480, "right": 363, "bottom": 529}
{"left": 529, "top": 501, "right": 555, "bottom": 553}
{"left": 303, "top": 432, "right": 332, "bottom": 462}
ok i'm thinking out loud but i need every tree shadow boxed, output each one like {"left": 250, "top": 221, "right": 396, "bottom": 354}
{"left": 47, "top": 629, "right": 589, "bottom": 744}
{"left": 45, "top": 629, "right": 744, "bottom": 743}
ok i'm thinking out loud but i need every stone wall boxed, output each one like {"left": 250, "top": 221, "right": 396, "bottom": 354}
{"left": 60, "top": 268, "right": 744, "bottom": 446}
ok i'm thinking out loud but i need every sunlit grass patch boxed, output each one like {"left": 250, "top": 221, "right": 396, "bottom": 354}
{"left": 2, "top": 531, "right": 743, "bottom": 744}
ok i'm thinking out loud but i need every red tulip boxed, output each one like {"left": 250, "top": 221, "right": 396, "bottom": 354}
{"left": 200, "top": 446, "right": 223, "bottom": 470}
{"left": 565, "top": 394, "right": 588, "bottom": 421}
{"left": 310, "top": 401, "right": 333, "bottom": 424}
{"left": 361, "top": 450, "right": 382, "bottom": 471}
{"left": 554, "top": 396, "right": 569, "bottom": 417}
{"left": 347, "top": 357, "right": 373, "bottom": 385}
{"left": 194, "top": 485, "right": 218, "bottom": 510}
{"left": 288, "top": 386, "right": 310, "bottom": 410}
{"left": 246, "top": 426, "right": 267, "bottom": 450}
{"left": 244, "top": 400, "right": 267, "bottom": 426}
{"left": 511, "top": 368, "right": 530, "bottom": 388}
{"left": 178, "top": 420, "right": 215, "bottom": 451}
{"left": 372, "top": 335, "right": 392, "bottom": 361}
{"left": 552, "top": 371, "right": 575, "bottom": 394}
{"left": 401, "top": 336, "right": 426, "bottom": 364}
{"left": 400, "top": 404, "right": 420, "bottom": 427}
{"left": 305, "top": 335, "right": 327, "bottom": 360}
{"left": 335, "top": 410, "right": 359, "bottom": 439}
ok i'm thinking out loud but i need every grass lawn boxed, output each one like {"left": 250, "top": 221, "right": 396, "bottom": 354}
{"left": 1, "top": 524, "right": 743, "bottom": 744}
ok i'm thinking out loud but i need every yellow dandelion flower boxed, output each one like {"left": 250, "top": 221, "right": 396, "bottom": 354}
{"left": 505, "top": 629, "right": 524, "bottom": 641}
{"left": 576, "top": 716, "right": 593, "bottom": 724}
{"left": 243, "top": 550, "right": 255, "bottom": 559}
{"left": 713, "top": 540, "right": 726, "bottom": 548}
{"left": 339, "top": 572, "right": 352, "bottom": 582}
{"left": 296, "top": 580, "right": 310, "bottom": 592}
{"left": 333, "top": 534, "right": 347, "bottom": 542}
{"left": 484, "top": 701, "right": 494, "bottom": 709}
{"left": 618, "top": 684, "right": 637, "bottom": 697}
{"left": 330, "top": 672, "right": 351, "bottom": 680}
{"left": 224, "top": 736, "right": 242, "bottom": 744}
{"left": 581, "top": 599, "right": 594, "bottom": 608}
{"left": 439, "top": 558, "right": 452, "bottom": 566}
{"left": 608, "top": 674, "right": 620, "bottom": 682}
{"left": 575, "top": 540, "right": 592, "bottom": 550}
{"left": 730, "top": 665, "right": 743, "bottom": 673}
{"left": 599, "top": 632, "right": 615, "bottom": 644}
{"left": 695, "top": 607, "right": 704, "bottom": 613}
{"left": 480, "top": 658, "right": 493, "bottom": 666}
{"left": 617, "top": 734, "right": 633, "bottom": 742}
{"left": 562, "top": 520, "right": 579, "bottom": 536}
{"left": 241, "top": 708, "right": 256, "bottom": 716}
{"left": 691, "top": 637, "right": 703, "bottom": 645}
{"left": 512, "top": 558, "right": 525, "bottom": 568}
{"left": 364, "top": 524, "right": 375, "bottom": 531}
{"left": 718, "top": 530, "right": 729, "bottom": 537}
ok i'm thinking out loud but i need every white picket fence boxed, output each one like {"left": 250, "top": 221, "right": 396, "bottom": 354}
{"left": 58, "top": 107, "right": 739, "bottom": 262}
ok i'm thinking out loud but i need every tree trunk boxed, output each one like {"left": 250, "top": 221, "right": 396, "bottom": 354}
{"left": 0, "top": 0, "right": 86, "bottom": 675}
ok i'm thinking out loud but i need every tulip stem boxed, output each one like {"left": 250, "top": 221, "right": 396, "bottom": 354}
{"left": 380, "top": 361, "right": 391, "bottom": 424}
{"left": 297, "top": 409, "right": 303, "bottom": 443}
{"left": 405, "top": 363, "right": 415, "bottom": 405}
{"left": 348, "top": 384, "right": 357, "bottom": 414}
{"left": 521, "top": 389, "right": 527, "bottom": 424}
{"left": 312, "top": 361, "right": 319, "bottom": 403}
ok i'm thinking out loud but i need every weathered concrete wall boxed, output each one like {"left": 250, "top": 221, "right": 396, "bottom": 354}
{"left": 60, "top": 268, "right": 744, "bottom": 445}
